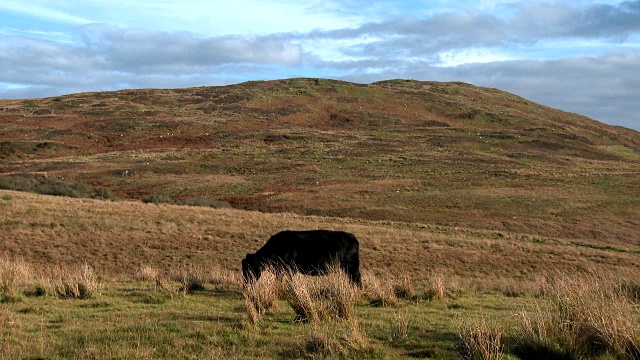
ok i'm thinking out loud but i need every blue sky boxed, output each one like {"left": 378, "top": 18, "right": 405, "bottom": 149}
{"left": 1, "top": 1, "right": 639, "bottom": 130}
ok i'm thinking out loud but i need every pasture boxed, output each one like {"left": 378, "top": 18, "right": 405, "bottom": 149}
{"left": 2, "top": 190, "right": 639, "bottom": 359}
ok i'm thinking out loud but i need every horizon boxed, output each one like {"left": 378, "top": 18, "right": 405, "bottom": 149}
{"left": 1, "top": 1, "right": 639, "bottom": 131}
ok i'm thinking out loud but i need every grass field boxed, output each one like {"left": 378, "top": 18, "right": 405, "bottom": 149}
{"left": 1, "top": 190, "right": 639, "bottom": 359}
{"left": 1, "top": 79, "right": 640, "bottom": 358}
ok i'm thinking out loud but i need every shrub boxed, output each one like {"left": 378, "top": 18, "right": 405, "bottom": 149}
{"left": 142, "top": 194, "right": 174, "bottom": 204}
{"left": 184, "top": 197, "right": 231, "bottom": 209}
{"left": 0, "top": 173, "right": 98, "bottom": 199}
{"left": 92, "top": 187, "right": 116, "bottom": 200}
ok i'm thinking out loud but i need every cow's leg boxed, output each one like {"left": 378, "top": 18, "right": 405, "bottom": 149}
{"left": 340, "top": 261, "right": 362, "bottom": 287}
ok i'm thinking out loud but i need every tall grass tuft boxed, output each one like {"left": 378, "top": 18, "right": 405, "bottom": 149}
{"left": 391, "top": 310, "right": 410, "bottom": 341}
{"left": 135, "top": 264, "right": 159, "bottom": 282}
{"left": 171, "top": 266, "right": 207, "bottom": 295}
{"left": 515, "top": 272, "right": 640, "bottom": 359}
{"left": 206, "top": 264, "right": 239, "bottom": 291}
{"left": 242, "top": 266, "right": 279, "bottom": 324}
{"left": 303, "top": 320, "right": 371, "bottom": 359}
{"left": 393, "top": 275, "right": 415, "bottom": 300}
{"left": 362, "top": 272, "right": 398, "bottom": 307}
{"left": 283, "top": 265, "right": 359, "bottom": 322}
{"left": 424, "top": 272, "right": 447, "bottom": 301}
{"left": 52, "top": 263, "right": 101, "bottom": 299}
{"left": 0, "top": 257, "right": 29, "bottom": 303}
{"left": 458, "top": 317, "right": 504, "bottom": 360}
{"left": 284, "top": 273, "right": 319, "bottom": 323}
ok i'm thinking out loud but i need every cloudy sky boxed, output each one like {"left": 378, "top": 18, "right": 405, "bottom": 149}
{"left": 1, "top": 1, "right": 639, "bottom": 130}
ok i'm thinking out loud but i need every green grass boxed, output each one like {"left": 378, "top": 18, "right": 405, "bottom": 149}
{"left": 1, "top": 279, "right": 533, "bottom": 359}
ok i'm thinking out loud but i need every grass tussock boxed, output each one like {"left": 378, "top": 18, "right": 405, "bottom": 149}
{"left": 515, "top": 272, "right": 640, "bottom": 359}
{"left": 135, "top": 264, "right": 159, "bottom": 282}
{"left": 1, "top": 257, "right": 100, "bottom": 300}
{"left": 303, "top": 320, "right": 372, "bottom": 359}
{"left": 362, "top": 272, "right": 398, "bottom": 307}
{"left": 391, "top": 310, "right": 410, "bottom": 341}
{"left": 51, "top": 263, "right": 101, "bottom": 299}
{"left": 424, "top": 273, "right": 447, "bottom": 301}
{"left": 284, "top": 265, "right": 359, "bottom": 322}
{"left": 0, "top": 257, "right": 30, "bottom": 303}
{"left": 242, "top": 266, "right": 280, "bottom": 324}
{"left": 458, "top": 317, "right": 505, "bottom": 360}
{"left": 136, "top": 263, "right": 240, "bottom": 298}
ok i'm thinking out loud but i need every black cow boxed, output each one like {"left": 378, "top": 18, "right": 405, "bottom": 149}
{"left": 242, "top": 230, "right": 362, "bottom": 286}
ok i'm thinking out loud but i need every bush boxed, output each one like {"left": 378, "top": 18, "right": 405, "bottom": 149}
{"left": 0, "top": 173, "right": 100, "bottom": 199}
{"left": 142, "top": 195, "right": 174, "bottom": 204}
{"left": 184, "top": 197, "right": 231, "bottom": 209}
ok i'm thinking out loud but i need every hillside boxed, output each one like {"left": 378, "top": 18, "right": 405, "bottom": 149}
{"left": 1, "top": 78, "right": 639, "bottom": 246}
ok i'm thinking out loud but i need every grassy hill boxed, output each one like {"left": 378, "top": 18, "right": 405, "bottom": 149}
{"left": 1, "top": 78, "right": 639, "bottom": 246}
{"left": 1, "top": 78, "right": 640, "bottom": 358}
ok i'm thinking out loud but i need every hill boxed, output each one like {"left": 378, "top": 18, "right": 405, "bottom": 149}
{"left": 1, "top": 78, "right": 639, "bottom": 246}
{"left": 1, "top": 79, "right": 640, "bottom": 359}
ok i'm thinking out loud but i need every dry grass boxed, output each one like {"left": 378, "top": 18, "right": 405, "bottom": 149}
{"left": 391, "top": 310, "right": 410, "bottom": 341}
{"left": 135, "top": 264, "right": 159, "bottom": 282}
{"left": 51, "top": 263, "right": 101, "bottom": 299}
{"left": 424, "top": 273, "right": 447, "bottom": 301}
{"left": 242, "top": 266, "right": 280, "bottom": 324}
{"left": 136, "top": 263, "right": 239, "bottom": 298}
{"left": 515, "top": 272, "right": 640, "bottom": 359}
{"left": 458, "top": 317, "right": 505, "bottom": 360}
{"left": 283, "top": 265, "right": 359, "bottom": 322}
{"left": 362, "top": 272, "right": 399, "bottom": 307}
{"left": 0, "top": 257, "right": 101, "bottom": 300}
{"left": 2, "top": 190, "right": 639, "bottom": 293}
{"left": 303, "top": 320, "right": 371, "bottom": 359}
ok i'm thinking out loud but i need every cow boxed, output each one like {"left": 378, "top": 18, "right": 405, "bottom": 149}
{"left": 242, "top": 230, "right": 362, "bottom": 287}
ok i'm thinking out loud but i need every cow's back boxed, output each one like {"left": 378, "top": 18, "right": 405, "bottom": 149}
{"left": 255, "top": 230, "right": 357, "bottom": 265}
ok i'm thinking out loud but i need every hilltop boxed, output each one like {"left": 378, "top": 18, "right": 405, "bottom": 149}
{"left": 1, "top": 78, "right": 639, "bottom": 246}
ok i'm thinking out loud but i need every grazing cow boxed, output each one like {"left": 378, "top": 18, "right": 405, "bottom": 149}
{"left": 242, "top": 230, "right": 362, "bottom": 286}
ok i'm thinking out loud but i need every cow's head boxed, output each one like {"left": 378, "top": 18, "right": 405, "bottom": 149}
{"left": 242, "top": 253, "right": 260, "bottom": 282}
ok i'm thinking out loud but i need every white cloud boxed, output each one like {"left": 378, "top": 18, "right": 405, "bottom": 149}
{"left": 1, "top": 0, "right": 639, "bottom": 130}
{"left": 435, "top": 48, "right": 517, "bottom": 67}
{"left": 0, "top": 1, "right": 91, "bottom": 24}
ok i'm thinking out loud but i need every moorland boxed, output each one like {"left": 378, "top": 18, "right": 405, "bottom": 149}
{"left": 1, "top": 78, "right": 640, "bottom": 359}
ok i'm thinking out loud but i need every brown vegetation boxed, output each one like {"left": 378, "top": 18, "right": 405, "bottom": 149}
{"left": 1, "top": 78, "right": 639, "bottom": 358}
{"left": 1, "top": 79, "right": 639, "bottom": 246}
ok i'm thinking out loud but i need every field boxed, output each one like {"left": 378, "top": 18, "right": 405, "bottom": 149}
{"left": 1, "top": 78, "right": 640, "bottom": 358}
{"left": 2, "top": 191, "right": 640, "bottom": 359}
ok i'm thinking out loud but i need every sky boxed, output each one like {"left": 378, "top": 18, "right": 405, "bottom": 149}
{"left": 1, "top": 1, "right": 639, "bottom": 131}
